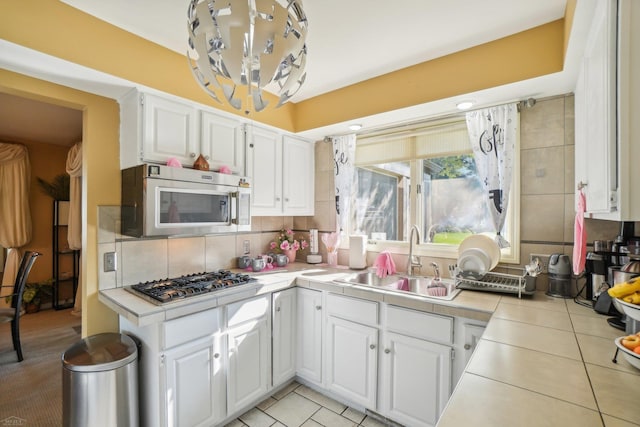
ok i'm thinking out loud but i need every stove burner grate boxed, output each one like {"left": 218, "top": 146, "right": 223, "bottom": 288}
{"left": 131, "top": 270, "right": 256, "bottom": 304}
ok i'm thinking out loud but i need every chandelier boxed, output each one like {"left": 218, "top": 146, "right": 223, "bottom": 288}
{"left": 187, "top": 0, "right": 308, "bottom": 113}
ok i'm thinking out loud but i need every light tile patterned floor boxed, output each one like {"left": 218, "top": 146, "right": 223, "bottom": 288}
{"left": 225, "top": 383, "right": 398, "bottom": 427}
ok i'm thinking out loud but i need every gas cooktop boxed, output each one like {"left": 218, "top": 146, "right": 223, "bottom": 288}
{"left": 129, "top": 270, "right": 257, "bottom": 304}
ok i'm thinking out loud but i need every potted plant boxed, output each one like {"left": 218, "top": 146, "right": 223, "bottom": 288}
{"left": 36, "top": 174, "right": 70, "bottom": 200}
{"left": 6, "top": 279, "right": 54, "bottom": 313}
{"left": 270, "top": 229, "right": 309, "bottom": 263}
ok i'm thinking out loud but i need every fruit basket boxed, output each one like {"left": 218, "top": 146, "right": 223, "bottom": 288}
{"left": 614, "top": 336, "right": 640, "bottom": 370}
{"left": 616, "top": 299, "right": 640, "bottom": 322}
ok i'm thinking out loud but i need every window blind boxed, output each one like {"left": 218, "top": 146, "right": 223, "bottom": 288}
{"left": 355, "top": 119, "right": 470, "bottom": 166}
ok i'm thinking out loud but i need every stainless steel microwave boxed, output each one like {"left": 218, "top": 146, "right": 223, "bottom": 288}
{"left": 121, "top": 164, "right": 251, "bottom": 237}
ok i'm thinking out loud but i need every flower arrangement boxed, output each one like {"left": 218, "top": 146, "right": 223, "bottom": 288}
{"left": 270, "top": 229, "right": 309, "bottom": 253}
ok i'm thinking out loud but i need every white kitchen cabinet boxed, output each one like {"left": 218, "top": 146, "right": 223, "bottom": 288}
{"left": 379, "top": 332, "right": 451, "bottom": 427}
{"left": 120, "top": 90, "right": 198, "bottom": 169}
{"left": 575, "top": 0, "right": 640, "bottom": 220}
{"left": 246, "top": 125, "right": 315, "bottom": 216}
{"left": 272, "top": 288, "right": 297, "bottom": 386}
{"left": 120, "top": 89, "right": 246, "bottom": 173}
{"left": 200, "top": 110, "right": 245, "bottom": 175}
{"left": 296, "top": 288, "right": 323, "bottom": 384}
{"left": 162, "top": 334, "right": 225, "bottom": 427}
{"left": 226, "top": 295, "right": 271, "bottom": 415}
{"left": 326, "top": 315, "right": 378, "bottom": 409}
{"left": 282, "top": 135, "right": 315, "bottom": 215}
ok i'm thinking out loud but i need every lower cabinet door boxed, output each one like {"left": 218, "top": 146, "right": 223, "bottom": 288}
{"left": 380, "top": 332, "right": 452, "bottom": 427}
{"left": 163, "top": 335, "right": 225, "bottom": 427}
{"left": 273, "top": 288, "right": 297, "bottom": 386}
{"left": 326, "top": 316, "right": 378, "bottom": 409}
{"left": 227, "top": 316, "right": 270, "bottom": 414}
{"left": 296, "top": 288, "right": 323, "bottom": 384}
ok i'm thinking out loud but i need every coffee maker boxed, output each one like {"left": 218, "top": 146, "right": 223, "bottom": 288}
{"left": 585, "top": 252, "right": 608, "bottom": 301}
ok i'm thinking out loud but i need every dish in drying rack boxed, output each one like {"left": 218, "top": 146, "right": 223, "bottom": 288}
{"left": 458, "top": 234, "right": 500, "bottom": 270}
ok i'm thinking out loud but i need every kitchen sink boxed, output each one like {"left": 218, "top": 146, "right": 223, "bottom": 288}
{"left": 336, "top": 271, "right": 460, "bottom": 301}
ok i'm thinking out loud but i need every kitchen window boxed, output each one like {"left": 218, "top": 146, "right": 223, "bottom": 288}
{"left": 346, "top": 116, "right": 520, "bottom": 263}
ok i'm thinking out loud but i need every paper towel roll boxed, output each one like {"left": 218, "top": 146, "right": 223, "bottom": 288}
{"left": 349, "top": 235, "right": 367, "bottom": 269}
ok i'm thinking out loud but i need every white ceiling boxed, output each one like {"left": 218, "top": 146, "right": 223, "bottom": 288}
{"left": 0, "top": 0, "right": 597, "bottom": 142}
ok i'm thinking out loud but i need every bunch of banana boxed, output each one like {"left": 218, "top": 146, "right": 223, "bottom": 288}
{"left": 608, "top": 276, "right": 640, "bottom": 304}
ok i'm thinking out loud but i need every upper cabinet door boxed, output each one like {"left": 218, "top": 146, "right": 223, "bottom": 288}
{"left": 201, "top": 110, "right": 245, "bottom": 175}
{"left": 246, "top": 126, "right": 283, "bottom": 215}
{"left": 282, "top": 135, "right": 315, "bottom": 215}
{"left": 142, "top": 93, "right": 199, "bottom": 166}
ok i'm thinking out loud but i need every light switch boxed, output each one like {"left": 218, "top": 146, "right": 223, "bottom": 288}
{"left": 104, "top": 252, "right": 117, "bottom": 272}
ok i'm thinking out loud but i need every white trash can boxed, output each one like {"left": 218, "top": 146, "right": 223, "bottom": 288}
{"left": 62, "top": 333, "right": 139, "bottom": 427}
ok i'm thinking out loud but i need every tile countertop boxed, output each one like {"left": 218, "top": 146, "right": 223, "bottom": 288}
{"left": 437, "top": 293, "right": 640, "bottom": 427}
{"left": 98, "top": 263, "right": 640, "bottom": 426}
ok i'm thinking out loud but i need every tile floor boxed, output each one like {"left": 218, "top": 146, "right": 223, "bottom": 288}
{"left": 225, "top": 382, "right": 397, "bottom": 427}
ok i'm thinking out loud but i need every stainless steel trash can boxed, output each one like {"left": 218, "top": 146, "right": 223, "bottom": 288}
{"left": 62, "top": 332, "right": 139, "bottom": 427}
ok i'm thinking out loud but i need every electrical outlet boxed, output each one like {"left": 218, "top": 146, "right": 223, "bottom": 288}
{"left": 243, "top": 240, "right": 250, "bottom": 255}
{"left": 104, "top": 252, "right": 117, "bottom": 272}
{"left": 529, "top": 253, "right": 550, "bottom": 273}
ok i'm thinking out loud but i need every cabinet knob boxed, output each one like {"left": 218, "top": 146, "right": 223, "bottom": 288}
{"left": 214, "top": 353, "right": 220, "bottom": 359}
{"left": 370, "top": 344, "right": 376, "bottom": 350}
{"left": 276, "top": 197, "right": 281, "bottom": 202}
{"left": 315, "top": 305, "right": 322, "bottom": 310}
{"left": 464, "top": 344, "right": 471, "bottom": 350}
{"left": 384, "top": 348, "right": 391, "bottom": 354}
{"left": 190, "top": 152, "right": 196, "bottom": 158}
{"left": 204, "top": 155, "right": 210, "bottom": 160}
{"left": 276, "top": 307, "right": 281, "bottom": 312}
{"left": 285, "top": 198, "right": 289, "bottom": 202}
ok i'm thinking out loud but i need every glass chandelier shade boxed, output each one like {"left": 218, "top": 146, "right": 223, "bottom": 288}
{"left": 187, "top": 0, "right": 308, "bottom": 113}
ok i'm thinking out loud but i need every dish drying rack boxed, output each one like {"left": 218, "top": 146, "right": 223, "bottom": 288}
{"left": 448, "top": 265, "right": 537, "bottom": 298}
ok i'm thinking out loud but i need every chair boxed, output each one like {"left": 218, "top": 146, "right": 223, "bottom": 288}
{"left": 0, "top": 251, "right": 41, "bottom": 362}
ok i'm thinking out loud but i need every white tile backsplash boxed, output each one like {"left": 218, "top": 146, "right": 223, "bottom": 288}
{"left": 120, "top": 239, "right": 168, "bottom": 286}
{"left": 168, "top": 237, "right": 206, "bottom": 277}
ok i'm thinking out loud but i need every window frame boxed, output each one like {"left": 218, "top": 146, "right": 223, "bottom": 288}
{"left": 339, "top": 115, "right": 521, "bottom": 266}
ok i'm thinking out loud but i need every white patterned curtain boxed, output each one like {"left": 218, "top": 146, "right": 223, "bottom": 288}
{"left": 332, "top": 134, "right": 356, "bottom": 234}
{"left": 465, "top": 103, "right": 518, "bottom": 248}
{"left": 0, "top": 143, "right": 32, "bottom": 288}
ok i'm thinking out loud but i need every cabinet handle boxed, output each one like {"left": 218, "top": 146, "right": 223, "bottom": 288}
{"left": 214, "top": 353, "right": 220, "bottom": 359}
{"left": 370, "top": 344, "right": 376, "bottom": 350}
{"left": 190, "top": 152, "right": 196, "bottom": 158}
{"left": 315, "top": 305, "right": 322, "bottom": 310}
{"left": 276, "top": 307, "right": 281, "bottom": 312}
{"left": 250, "top": 143, "right": 254, "bottom": 148}
{"left": 204, "top": 155, "right": 210, "bottom": 160}
{"left": 384, "top": 348, "right": 391, "bottom": 354}
{"left": 464, "top": 344, "right": 471, "bottom": 350}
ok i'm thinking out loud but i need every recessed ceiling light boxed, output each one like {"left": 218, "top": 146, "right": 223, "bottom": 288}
{"left": 456, "top": 101, "right": 474, "bottom": 110}
{"left": 348, "top": 124, "right": 363, "bottom": 131}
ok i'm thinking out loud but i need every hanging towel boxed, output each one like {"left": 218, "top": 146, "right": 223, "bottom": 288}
{"left": 373, "top": 251, "right": 396, "bottom": 278}
{"left": 573, "top": 190, "right": 587, "bottom": 275}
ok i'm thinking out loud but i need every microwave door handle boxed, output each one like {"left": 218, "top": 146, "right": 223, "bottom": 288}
{"left": 230, "top": 192, "right": 238, "bottom": 224}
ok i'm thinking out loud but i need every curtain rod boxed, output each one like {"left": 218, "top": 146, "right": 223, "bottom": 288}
{"left": 323, "top": 97, "right": 536, "bottom": 142}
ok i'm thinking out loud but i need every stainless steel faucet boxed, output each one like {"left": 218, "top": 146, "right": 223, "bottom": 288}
{"left": 407, "top": 225, "right": 422, "bottom": 276}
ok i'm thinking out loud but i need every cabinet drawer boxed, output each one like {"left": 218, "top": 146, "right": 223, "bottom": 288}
{"left": 327, "top": 293, "right": 378, "bottom": 325}
{"left": 226, "top": 295, "right": 270, "bottom": 327}
{"left": 163, "top": 308, "right": 221, "bottom": 349}
{"left": 386, "top": 305, "right": 453, "bottom": 344}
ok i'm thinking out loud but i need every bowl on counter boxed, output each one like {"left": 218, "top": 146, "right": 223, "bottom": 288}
{"left": 615, "top": 298, "right": 640, "bottom": 322}
{"left": 614, "top": 336, "right": 640, "bottom": 370}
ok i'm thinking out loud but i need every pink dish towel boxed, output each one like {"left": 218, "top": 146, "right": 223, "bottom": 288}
{"left": 573, "top": 190, "right": 587, "bottom": 275}
{"left": 374, "top": 251, "right": 397, "bottom": 278}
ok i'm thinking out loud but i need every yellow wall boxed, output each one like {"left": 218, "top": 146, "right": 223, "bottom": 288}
{"left": 0, "top": 70, "right": 120, "bottom": 336}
